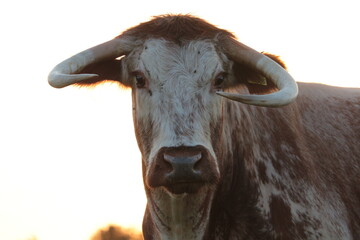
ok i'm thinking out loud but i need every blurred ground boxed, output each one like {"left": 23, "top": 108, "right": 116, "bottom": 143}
{"left": 91, "top": 225, "right": 143, "bottom": 240}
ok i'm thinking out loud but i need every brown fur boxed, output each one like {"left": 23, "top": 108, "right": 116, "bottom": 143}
{"left": 121, "top": 14, "right": 234, "bottom": 45}
{"left": 74, "top": 59, "right": 124, "bottom": 87}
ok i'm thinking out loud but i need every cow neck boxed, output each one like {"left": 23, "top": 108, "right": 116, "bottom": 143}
{"left": 204, "top": 102, "right": 271, "bottom": 239}
{"left": 142, "top": 186, "right": 215, "bottom": 240}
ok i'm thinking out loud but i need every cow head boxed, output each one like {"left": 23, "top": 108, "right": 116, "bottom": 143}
{"left": 49, "top": 15, "right": 297, "bottom": 239}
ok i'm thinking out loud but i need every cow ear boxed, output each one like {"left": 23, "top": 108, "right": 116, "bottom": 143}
{"left": 74, "top": 59, "right": 130, "bottom": 88}
{"left": 232, "top": 53, "right": 287, "bottom": 94}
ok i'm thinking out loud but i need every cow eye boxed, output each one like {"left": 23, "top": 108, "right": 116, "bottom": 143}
{"left": 135, "top": 75, "right": 145, "bottom": 88}
{"left": 132, "top": 72, "right": 146, "bottom": 88}
{"left": 214, "top": 72, "right": 226, "bottom": 88}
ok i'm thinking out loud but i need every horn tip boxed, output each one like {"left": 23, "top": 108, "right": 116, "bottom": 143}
{"left": 48, "top": 73, "right": 99, "bottom": 88}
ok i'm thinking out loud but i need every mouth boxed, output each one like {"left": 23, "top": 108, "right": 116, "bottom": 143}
{"left": 164, "top": 182, "right": 204, "bottom": 195}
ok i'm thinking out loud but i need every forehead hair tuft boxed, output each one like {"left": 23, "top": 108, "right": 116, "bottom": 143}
{"left": 119, "top": 14, "right": 235, "bottom": 44}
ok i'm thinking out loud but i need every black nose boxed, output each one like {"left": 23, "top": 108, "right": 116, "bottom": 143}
{"left": 163, "top": 151, "right": 202, "bottom": 183}
{"left": 147, "top": 145, "right": 218, "bottom": 194}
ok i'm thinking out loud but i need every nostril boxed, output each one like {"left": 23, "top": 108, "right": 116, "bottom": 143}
{"left": 192, "top": 153, "right": 202, "bottom": 171}
{"left": 163, "top": 154, "right": 175, "bottom": 164}
{"left": 193, "top": 153, "right": 202, "bottom": 171}
{"left": 162, "top": 154, "right": 175, "bottom": 173}
{"left": 161, "top": 156, "right": 173, "bottom": 172}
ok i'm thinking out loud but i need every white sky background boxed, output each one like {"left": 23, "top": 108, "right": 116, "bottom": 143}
{"left": 0, "top": 0, "right": 359, "bottom": 240}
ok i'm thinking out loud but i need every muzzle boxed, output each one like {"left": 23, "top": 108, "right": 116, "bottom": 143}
{"left": 147, "top": 145, "right": 220, "bottom": 194}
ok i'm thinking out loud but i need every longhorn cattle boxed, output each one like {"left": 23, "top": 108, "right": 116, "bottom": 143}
{"left": 49, "top": 15, "right": 360, "bottom": 239}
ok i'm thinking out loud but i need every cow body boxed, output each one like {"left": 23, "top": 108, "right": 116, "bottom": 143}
{"left": 141, "top": 81, "right": 360, "bottom": 239}
{"left": 49, "top": 15, "right": 360, "bottom": 239}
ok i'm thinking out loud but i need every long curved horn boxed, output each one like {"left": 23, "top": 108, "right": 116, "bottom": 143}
{"left": 217, "top": 37, "right": 298, "bottom": 107}
{"left": 48, "top": 38, "right": 132, "bottom": 88}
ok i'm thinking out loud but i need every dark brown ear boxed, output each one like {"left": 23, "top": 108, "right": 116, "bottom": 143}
{"left": 74, "top": 59, "right": 129, "bottom": 88}
{"left": 233, "top": 53, "right": 287, "bottom": 94}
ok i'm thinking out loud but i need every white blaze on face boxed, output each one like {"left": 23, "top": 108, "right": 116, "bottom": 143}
{"left": 127, "top": 39, "right": 226, "bottom": 169}
{"left": 123, "top": 39, "right": 228, "bottom": 239}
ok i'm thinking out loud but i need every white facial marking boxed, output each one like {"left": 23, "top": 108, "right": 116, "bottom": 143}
{"left": 130, "top": 39, "right": 224, "bottom": 168}
{"left": 126, "top": 39, "right": 226, "bottom": 240}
